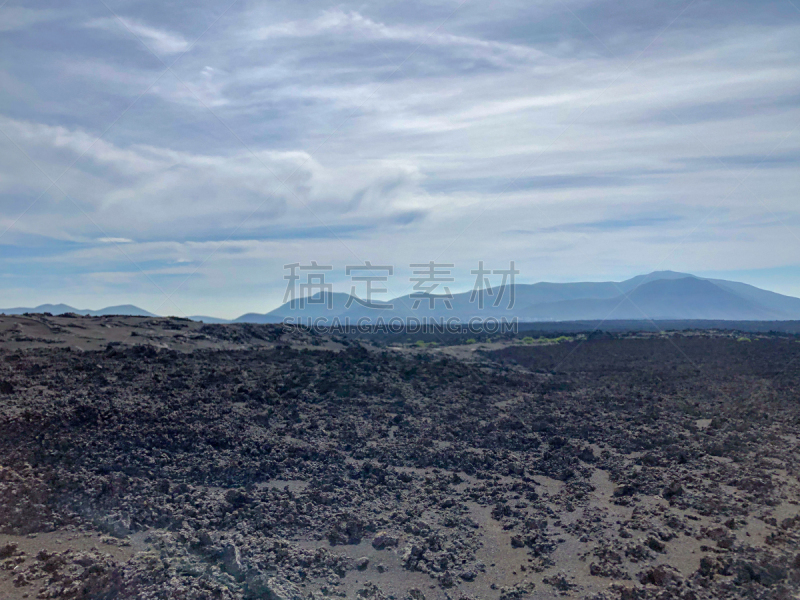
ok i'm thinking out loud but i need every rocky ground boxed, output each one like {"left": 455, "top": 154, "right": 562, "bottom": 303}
{"left": 0, "top": 315, "right": 799, "bottom": 599}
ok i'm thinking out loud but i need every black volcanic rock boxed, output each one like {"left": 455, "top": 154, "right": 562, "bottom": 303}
{"left": 0, "top": 323, "right": 799, "bottom": 599}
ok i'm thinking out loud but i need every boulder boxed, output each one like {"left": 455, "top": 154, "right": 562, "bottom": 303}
{"left": 372, "top": 531, "right": 399, "bottom": 549}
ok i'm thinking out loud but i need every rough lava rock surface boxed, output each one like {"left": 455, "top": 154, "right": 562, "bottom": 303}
{"left": 0, "top": 316, "right": 798, "bottom": 599}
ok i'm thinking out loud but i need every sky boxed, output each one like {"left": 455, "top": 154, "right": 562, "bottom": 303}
{"left": 0, "top": 0, "right": 799, "bottom": 319}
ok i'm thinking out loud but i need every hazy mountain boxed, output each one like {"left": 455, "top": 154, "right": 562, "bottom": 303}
{"left": 234, "top": 291, "right": 357, "bottom": 324}
{"left": 10, "top": 272, "right": 800, "bottom": 323}
{"left": 189, "top": 316, "right": 231, "bottom": 324}
{"left": 614, "top": 270, "right": 697, "bottom": 293}
{"left": 232, "top": 313, "right": 283, "bottom": 324}
{"left": 522, "top": 277, "right": 784, "bottom": 321}
{"left": 233, "top": 271, "right": 800, "bottom": 323}
{"left": 0, "top": 303, "right": 78, "bottom": 316}
{"left": 86, "top": 305, "right": 157, "bottom": 317}
{"left": 706, "top": 279, "right": 800, "bottom": 316}
{"left": 346, "top": 270, "right": 701, "bottom": 320}
{"left": 0, "top": 303, "right": 156, "bottom": 317}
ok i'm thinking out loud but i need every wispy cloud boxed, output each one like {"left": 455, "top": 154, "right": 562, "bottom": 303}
{"left": 86, "top": 17, "right": 190, "bottom": 55}
{"left": 506, "top": 215, "right": 685, "bottom": 235}
{"left": 252, "top": 9, "right": 545, "bottom": 64}
{"left": 98, "top": 237, "right": 133, "bottom": 244}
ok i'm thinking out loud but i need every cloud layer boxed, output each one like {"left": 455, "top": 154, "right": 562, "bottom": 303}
{"left": 1, "top": 0, "right": 799, "bottom": 317}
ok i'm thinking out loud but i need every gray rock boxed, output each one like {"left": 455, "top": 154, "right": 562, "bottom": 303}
{"left": 459, "top": 569, "right": 477, "bottom": 581}
{"left": 256, "top": 576, "right": 304, "bottom": 600}
{"left": 221, "top": 543, "right": 244, "bottom": 578}
{"left": 372, "top": 531, "right": 399, "bottom": 549}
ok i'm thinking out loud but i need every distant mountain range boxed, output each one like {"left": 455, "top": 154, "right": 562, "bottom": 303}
{"left": 0, "top": 303, "right": 157, "bottom": 317}
{"left": 4, "top": 271, "right": 800, "bottom": 323}
{"left": 225, "top": 271, "right": 800, "bottom": 324}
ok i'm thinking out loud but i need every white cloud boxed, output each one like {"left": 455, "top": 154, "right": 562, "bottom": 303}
{"left": 0, "top": 115, "right": 429, "bottom": 243}
{"left": 250, "top": 8, "right": 546, "bottom": 69}
{"left": 98, "top": 237, "right": 133, "bottom": 243}
{"left": 86, "top": 17, "right": 190, "bottom": 55}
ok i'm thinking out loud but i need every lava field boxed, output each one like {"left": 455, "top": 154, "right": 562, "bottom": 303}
{"left": 0, "top": 316, "right": 799, "bottom": 599}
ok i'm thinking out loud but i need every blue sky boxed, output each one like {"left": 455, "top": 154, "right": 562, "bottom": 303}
{"left": 1, "top": 0, "right": 799, "bottom": 318}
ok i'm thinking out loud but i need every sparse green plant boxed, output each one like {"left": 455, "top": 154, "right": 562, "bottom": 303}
{"left": 412, "top": 340, "right": 438, "bottom": 348}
